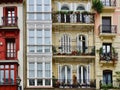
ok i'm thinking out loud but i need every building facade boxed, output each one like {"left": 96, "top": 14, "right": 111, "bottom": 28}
{"left": 24, "top": 0, "right": 120, "bottom": 90}
{"left": 0, "top": 0, "right": 24, "bottom": 90}
{"left": 25, "top": 0, "right": 52, "bottom": 89}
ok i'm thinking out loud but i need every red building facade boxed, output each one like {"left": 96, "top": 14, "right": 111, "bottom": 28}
{"left": 0, "top": 0, "right": 23, "bottom": 90}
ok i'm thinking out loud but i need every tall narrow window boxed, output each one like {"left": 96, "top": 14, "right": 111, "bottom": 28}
{"left": 3, "top": 7, "right": 17, "bottom": 26}
{"left": 61, "top": 34, "right": 71, "bottom": 53}
{"left": 77, "top": 35, "right": 86, "bottom": 53}
{"left": 6, "top": 39, "right": 16, "bottom": 59}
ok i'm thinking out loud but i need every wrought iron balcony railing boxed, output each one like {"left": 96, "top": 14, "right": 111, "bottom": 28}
{"left": 52, "top": 13, "right": 94, "bottom": 24}
{"left": 100, "top": 80, "right": 120, "bottom": 89}
{"left": 0, "top": 79, "right": 17, "bottom": 85}
{"left": 99, "top": 25, "right": 117, "bottom": 34}
{"left": 53, "top": 79, "right": 96, "bottom": 88}
{"left": 2, "top": 16, "right": 18, "bottom": 26}
{"left": 101, "top": 0, "right": 116, "bottom": 7}
{"left": 100, "top": 53, "right": 118, "bottom": 61}
{"left": 52, "top": 46, "right": 95, "bottom": 56}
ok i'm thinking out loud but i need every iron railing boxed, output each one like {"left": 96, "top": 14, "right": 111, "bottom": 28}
{"left": 0, "top": 80, "right": 17, "bottom": 85}
{"left": 2, "top": 16, "right": 18, "bottom": 26}
{"left": 100, "top": 80, "right": 120, "bottom": 89}
{"left": 99, "top": 25, "right": 117, "bottom": 34}
{"left": 52, "top": 13, "right": 94, "bottom": 23}
{"left": 53, "top": 79, "right": 96, "bottom": 88}
{"left": 52, "top": 46, "right": 95, "bottom": 56}
{"left": 101, "top": 0, "right": 116, "bottom": 7}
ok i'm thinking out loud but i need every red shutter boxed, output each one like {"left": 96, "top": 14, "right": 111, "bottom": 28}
{"left": 3, "top": 7, "right": 7, "bottom": 16}
{"left": 14, "top": 6, "right": 17, "bottom": 16}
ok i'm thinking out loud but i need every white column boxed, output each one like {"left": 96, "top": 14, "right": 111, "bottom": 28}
{"left": 43, "top": 62, "right": 45, "bottom": 86}
{"left": 71, "top": 65, "right": 73, "bottom": 84}
{"left": 81, "top": 66, "right": 83, "bottom": 84}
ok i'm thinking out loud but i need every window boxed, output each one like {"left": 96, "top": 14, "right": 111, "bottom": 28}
{"left": 102, "top": 17, "right": 111, "bottom": 33}
{"left": 28, "top": 28, "right": 51, "bottom": 53}
{"left": 61, "top": 34, "right": 71, "bottom": 53}
{"left": 6, "top": 38, "right": 16, "bottom": 59}
{"left": 61, "top": 66, "right": 71, "bottom": 84}
{"left": 77, "top": 35, "right": 86, "bottom": 53}
{"left": 3, "top": 7, "right": 17, "bottom": 26}
{"left": 28, "top": 62, "right": 52, "bottom": 86}
{"left": 0, "top": 65, "right": 17, "bottom": 85}
{"left": 44, "top": 0, "right": 51, "bottom": 12}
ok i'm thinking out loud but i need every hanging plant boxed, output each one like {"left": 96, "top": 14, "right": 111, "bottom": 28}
{"left": 92, "top": 0, "right": 103, "bottom": 14}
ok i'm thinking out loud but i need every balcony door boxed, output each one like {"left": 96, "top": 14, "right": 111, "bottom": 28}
{"left": 61, "top": 65, "right": 71, "bottom": 84}
{"left": 102, "top": 17, "right": 111, "bottom": 33}
{"left": 103, "top": 70, "right": 112, "bottom": 85}
{"left": 77, "top": 35, "right": 86, "bottom": 53}
{"left": 6, "top": 38, "right": 16, "bottom": 59}
{"left": 102, "top": 43, "right": 111, "bottom": 60}
{"left": 3, "top": 7, "right": 17, "bottom": 26}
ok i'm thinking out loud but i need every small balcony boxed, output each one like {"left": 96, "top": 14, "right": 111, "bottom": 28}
{"left": 99, "top": 52, "right": 118, "bottom": 65}
{"left": 99, "top": 25, "right": 117, "bottom": 38}
{"left": 2, "top": 16, "right": 18, "bottom": 27}
{"left": 53, "top": 79, "right": 96, "bottom": 88}
{"left": 52, "top": 11, "right": 94, "bottom": 31}
{"left": 101, "top": 0, "right": 116, "bottom": 12}
{"left": 52, "top": 46, "right": 95, "bottom": 59}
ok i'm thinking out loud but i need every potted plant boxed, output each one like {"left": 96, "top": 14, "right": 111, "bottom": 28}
{"left": 92, "top": 0, "right": 103, "bottom": 14}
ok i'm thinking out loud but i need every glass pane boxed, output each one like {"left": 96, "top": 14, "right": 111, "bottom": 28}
{"left": 10, "top": 65, "right": 14, "bottom": 68}
{"left": 44, "top": 14, "right": 51, "bottom": 20}
{"left": 10, "top": 70, "right": 14, "bottom": 84}
{"left": 5, "top": 65, "right": 9, "bottom": 68}
{"left": 36, "top": 14, "right": 42, "bottom": 20}
{"left": 45, "top": 71, "right": 50, "bottom": 77}
{"left": 37, "top": 38, "right": 42, "bottom": 44}
{"left": 45, "top": 46, "right": 50, "bottom": 52}
{"left": 45, "top": 79, "right": 51, "bottom": 85}
{"left": 37, "top": 63, "right": 42, "bottom": 70}
{"left": 29, "top": 70, "right": 35, "bottom": 77}
{"left": 0, "top": 65, "right": 4, "bottom": 69}
{"left": 28, "top": 14, "right": 34, "bottom": 20}
{"left": 29, "top": 79, "right": 35, "bottom": 86}
{"left": 45, "top": 63, "right": 50, "bottom": 70}
{"left": 44, "top": 6, "right": 50, "bottom": 12}
{"left": 36, "top": 0, "right": 42, "bottom": 4}
{"left": 37, "top": 70, "right": 42, "bottom": 77}
{"left": 29, "top": 0, "right": 34, "bottom": 4}
{"left": 0, "top": 70, "right": 4, "bottom": 84}
{"left": 29, "top": 46, "right": 35, "bottom": 52}
{"left": 29, "top": 38, "right": 34, "bottom": 44}
{"left": 44, "top": 0, "right": 50, "bottom": 4}
{"left": 37, "top": 46, "right": 42, "bottom": 52}
{"left": 29, "top": 5, "right": 34, "bottom": 12}
{"left": 37, "top": 29, "right": 42, "bottom": 37}
{"left": 37, "top": 79, "right": 43, "bottom": 85}
{"left": 45, "top": 38, "right": 50, "bottom": 44}
{"left": 29, "top": 62, "right": 34, "bottom": 70}
{"left": 45, "top": 30, "right": 50, "bottom": 37}
{"left": 36, "top": 6, "right": 42, "bottom": 12}
{"left": 29, "top": 29, "right": 34, "bottom": 37}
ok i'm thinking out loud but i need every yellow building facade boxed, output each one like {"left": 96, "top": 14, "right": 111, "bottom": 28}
{"left": 52, "top": 0, "right": 120, "bottom": 89}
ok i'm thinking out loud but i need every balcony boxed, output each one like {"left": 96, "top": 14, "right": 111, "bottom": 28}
{"left": 52, "top": 11, "right": 94, "bottom": 31}
{"left": 2, "top": 16, "right": 18, "bottom": 27}
{"left": 101, "top": 0, "right": 116, "bottom": 12}
{"left": 99, "top": 52, "right": 118, "bottom": 65}
{"left": 99, "top": 25, "right": 117, "bottom": 39}
{"left": 53, "top": 79, "right": 96, "bottom": 88}
{"left": 53, "top": 46, "right": 95, "bottom": 60}
{"left": 0, "top": 0, "right": 23, "bottom": 3}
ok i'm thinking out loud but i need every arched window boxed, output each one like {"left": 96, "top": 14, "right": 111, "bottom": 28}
{"left": 61, "top": 6, "right": 69, "bottom": 10}
{"left": 61, "top": 65, "right": 71, "bottom": 84}
{"left": 103, "top": 70, "right": 112, "bottom": 85}
{"left": 76, "top": 35, "right": 86, "bottom": 53}
{"left": 60, "top": 5, "right": 70, "bottom": 23}
{"left": 78, "top": 66, "right": 87, "bottom": 84}
{"left": 61, "top": 34, "right": 71, "bottom": 53}
{"left": 76, "top": 5, "right": 85, "bottom": 11}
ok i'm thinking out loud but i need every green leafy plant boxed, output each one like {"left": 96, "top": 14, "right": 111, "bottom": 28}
{"left": 92, "top": 0, "right": 103, "bottom": 13}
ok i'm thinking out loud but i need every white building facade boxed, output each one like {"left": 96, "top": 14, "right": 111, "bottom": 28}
{"left": 26, "top": 0, "right": 52, "bottom": 88}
